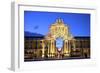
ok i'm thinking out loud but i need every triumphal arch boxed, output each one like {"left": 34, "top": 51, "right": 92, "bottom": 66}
{"left": 40, "top": 18, "right": 75, "bottom": 59}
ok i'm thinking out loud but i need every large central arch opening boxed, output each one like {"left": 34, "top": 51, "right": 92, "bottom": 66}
{"left": 56, "top": 37, "right": 64, "bottom": 51}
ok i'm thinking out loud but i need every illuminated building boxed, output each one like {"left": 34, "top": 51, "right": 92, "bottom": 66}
{"left": 24, "top": 18, "right": 90, "bottom": 61}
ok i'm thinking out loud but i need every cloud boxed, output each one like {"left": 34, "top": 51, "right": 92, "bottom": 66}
{"left": 34, "top": 25, "right": 39, "bottom": 29}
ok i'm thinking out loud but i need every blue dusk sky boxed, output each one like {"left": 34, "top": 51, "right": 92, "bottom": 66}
{"left": 24, "top": 11, "right": 90, "bottom": 36}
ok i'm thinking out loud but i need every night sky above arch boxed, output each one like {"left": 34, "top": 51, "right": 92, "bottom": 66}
{"left": 24, "top": 11, "right": 90, "bottom": 37}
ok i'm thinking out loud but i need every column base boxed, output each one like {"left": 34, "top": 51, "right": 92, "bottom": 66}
{"left": 42, "top": 54, "right": 44, "bottom": 58}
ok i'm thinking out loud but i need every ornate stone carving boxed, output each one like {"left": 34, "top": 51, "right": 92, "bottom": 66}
{"left": 45, "top": 18, "right": 73, "bottom": 57}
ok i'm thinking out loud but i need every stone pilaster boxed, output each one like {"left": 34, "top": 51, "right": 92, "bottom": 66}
{"left": 42, "top": 40, "right": 45, "bottom": 58}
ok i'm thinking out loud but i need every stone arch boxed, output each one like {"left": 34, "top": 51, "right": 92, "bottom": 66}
{"left": 45, "top": 18, "right": 73, "bottom": 57}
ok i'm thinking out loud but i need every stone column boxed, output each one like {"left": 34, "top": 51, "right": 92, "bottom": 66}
{"left": 64, "top": 40, "right": 70, "bottom": 57}
{"left": 68, "top": 40, "right": 71, "bottom": 56}
{"left": 64, "top": 40, "right": 67, "bottom": 56}
{"left": 49, "top": 40, "right": 52, "bottom": 57}
{"left": 73, "top": 40, "right": 76, "bottom": 48}
{"left": 52, "top": 41, "right": 54, "bottom": 57}
{"left": 48, "top": 41, "right": 50, "bottom": 57}
{"left": 64, "top": 40, "right": 66, "bottom": 54}
{"left": 50, "top": 40, "right": 52, "bottom": 57}
{"left": 42, "top": 40, "right": 45, "bottom": 58}
{"left": 51, "top": 40, "right": 54, "bottom": 57}
{"left": 67, "top": 40, "right": 68, "bottom": 56}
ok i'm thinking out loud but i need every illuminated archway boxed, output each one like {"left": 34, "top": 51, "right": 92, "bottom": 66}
{"left": 45, "top": 18, "right": 73, "bottom": 57}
